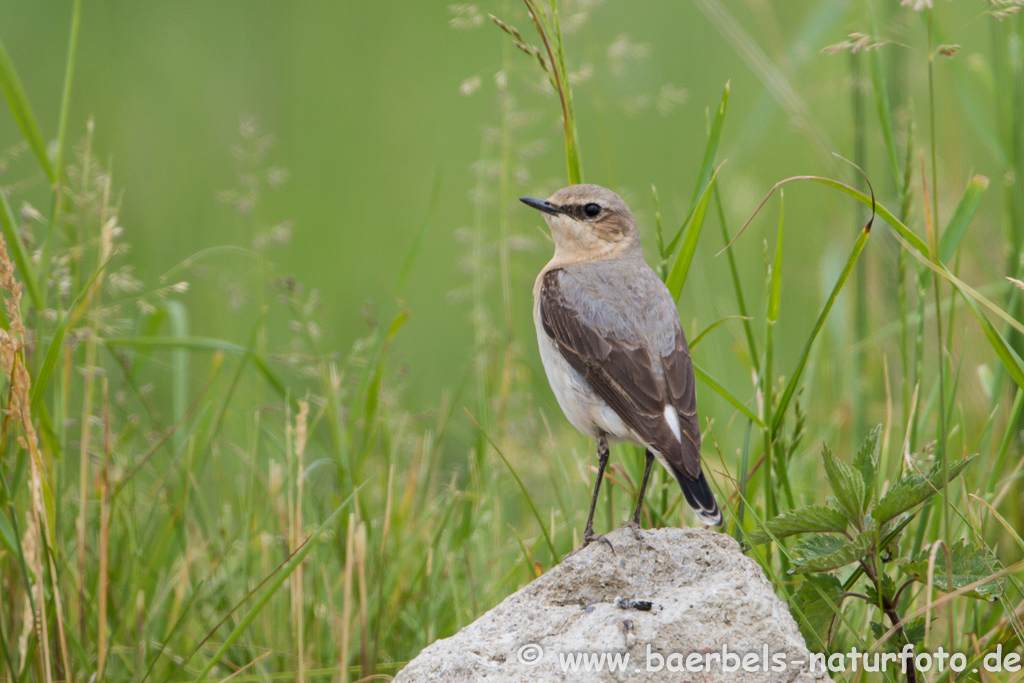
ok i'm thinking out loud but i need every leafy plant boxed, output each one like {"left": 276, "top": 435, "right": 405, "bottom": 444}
{"left": 749, "top": 426, "right": 1000, "bottom": 677}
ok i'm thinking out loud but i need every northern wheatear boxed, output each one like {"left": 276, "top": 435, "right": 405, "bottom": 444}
{"left": 521, "top": 184, "right": 722, "bottom": 550}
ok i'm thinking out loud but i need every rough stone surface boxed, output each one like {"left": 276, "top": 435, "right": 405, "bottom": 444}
{"left": 394, "top": 527, "right": 830, "bottom": 682}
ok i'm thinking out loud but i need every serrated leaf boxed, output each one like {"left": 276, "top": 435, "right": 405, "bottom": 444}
{"left": 790, "top": 573, "right": 845, "bottom": 649}
{"left": 747, "top": 505, "right": 848, "bottom": 545}
{"left": 874, "top": 454, "right": 978, "bottom": 526}
{"left": 870, "top": 618, "right": 926, "bottom": 651}
{"left": 822, "top": 443, "right": 866, "bottom": 523}
{"left": 878, "top": 513, "right": 911, "bottom": 559}
{"left": 792, "top": 530, "right": 876, "bottom": 574}
{"left": 898, "top": 539, "right": 1004, "bottom": 599}
{"left": 852, "top": 425, "right": 881, "bottom": 503}
{"left": 863, "top": 573, "right": 897, "bottom": 606}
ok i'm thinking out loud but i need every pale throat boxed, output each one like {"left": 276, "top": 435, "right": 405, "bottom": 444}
{"left": 547, "top": 223, "right": 635, "bottom": 266}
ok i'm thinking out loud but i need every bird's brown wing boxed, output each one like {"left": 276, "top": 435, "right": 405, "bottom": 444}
{"left": 538, "top": 268, "right": 701, "bottom": 479}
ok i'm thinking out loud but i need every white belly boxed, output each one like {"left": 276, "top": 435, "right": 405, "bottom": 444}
{"left": 534, "top": 306, "right": 633, "bottom": 442}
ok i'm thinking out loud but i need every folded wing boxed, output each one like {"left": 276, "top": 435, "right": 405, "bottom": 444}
{"left": 538, "top": 267, "right": 701, "bottom": 480}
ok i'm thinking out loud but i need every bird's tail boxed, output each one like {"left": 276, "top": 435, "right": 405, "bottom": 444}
{"left": 674, "top": 469, "right": 722, "bottom": 527}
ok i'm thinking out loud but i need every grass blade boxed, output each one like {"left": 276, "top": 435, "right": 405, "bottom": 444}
{"left": 938, "top": 175, "right": 988, "bottom": 264}
{"left": 29, "top": 256, "right": 111, "bottom": 412}
{"left": 691, "top": 82, "right": 729, "bottom": 212}
{"left": 715, "top": 184, "right": 760, "bottom": 371}
{"left": 728, "top": 174, "right": 927, "bottom": 257}
{"left": 191, "top": 501, "right": 349, "bottom": 683}
{"left": 0, "top": 186, "right": 43, "bottom": 310}
{"left": 396, "top": 167, "right": 442, "bottom": 296}
{"left": 162, "top": 301, "right": 190, "bottom": 453}
{"left": 693, "top": 362, "right": 765, "bottom": 429}
{"left": 724, "top": 171, "right": 874, "bottom": 434}
{"left": 665, "top": 167, "right": 719, "bottom": 300}
{"left": 689, "top": 315, "right": 751, "bottom": 349}
{"left": 0, "top": 38, "right": 56, "bottom": 183}
{"left": 867, "top": 0, "right": 900, "bottom": 190}
{"left": 767, "top": 190, "right": 784, "bottom": 324}
{"left": 665, "top": 83, "right": 729, "bottom": 257}
{"left": 53, "top": 0, "right": 81, "bottom": 178}
{"left": 957, "top": 286, "right": 1024, "bottom": 389}
{"left": 465, "top": 408, "right": 557, "bottom": 557}
{"left": 772, "top": 218, "right": 871, "bottom": 433}
{"left": 891, "top": 230, "right": 1024, "bottom": 339}
{"left": 101, "top": 335, "right": 289, "bottom": 398}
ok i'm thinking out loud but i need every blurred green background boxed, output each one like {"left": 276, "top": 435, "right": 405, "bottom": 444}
{"left": 1, "top": 0, "right": 1005, "bottom": 438}
{"left": 3, "top": 2, "right": 1023, "bottom": 679}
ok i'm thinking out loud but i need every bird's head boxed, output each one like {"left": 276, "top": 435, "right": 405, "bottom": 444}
{"left": 520, "top": 184, "right": 640, "bottom": 263}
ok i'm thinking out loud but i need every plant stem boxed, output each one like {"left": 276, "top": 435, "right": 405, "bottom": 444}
{"left": 523, "top": 0, "right": 581, "bottom": 184}
{"left": 860, "top": 557, "right": 917, "bottom": 683}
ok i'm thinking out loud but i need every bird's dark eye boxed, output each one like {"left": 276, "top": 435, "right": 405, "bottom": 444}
{"left": 584, "top": 203, "right": 601, "bottom": 217}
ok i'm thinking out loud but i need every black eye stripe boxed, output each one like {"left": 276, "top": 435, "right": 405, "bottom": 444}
{"left": 558, "top": 203, "right": 603, "bottom": 219}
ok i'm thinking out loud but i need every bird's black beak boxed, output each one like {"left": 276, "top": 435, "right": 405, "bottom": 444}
{"left": 519, "top": 197, "right": 562, "bottom": 216}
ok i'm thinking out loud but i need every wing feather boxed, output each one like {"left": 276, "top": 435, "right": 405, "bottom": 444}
{"left": 539, "top": 268, "right": 701, "bottom": 479}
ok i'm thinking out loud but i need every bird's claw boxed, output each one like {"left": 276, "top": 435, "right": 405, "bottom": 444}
{"left": 566, "top": 530, "right": 616, "bottom": 559}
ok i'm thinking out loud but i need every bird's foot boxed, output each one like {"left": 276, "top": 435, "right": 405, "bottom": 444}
{"left": 566, "top": 529, "right": 615, "bottom": 558}
{"left": 626, "top": 518, "right": 644, "bottom": 541}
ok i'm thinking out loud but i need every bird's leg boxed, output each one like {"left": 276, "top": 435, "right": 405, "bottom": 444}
{"left": 576, "top": 434, "right": 614, "bottom": 554}
{"left": 627, "top": 450, "right": 655, "bottom": 540}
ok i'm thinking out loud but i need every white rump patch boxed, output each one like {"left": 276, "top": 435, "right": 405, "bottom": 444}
{"left": 663, "top": 405, "right": 681, "bottom": 442}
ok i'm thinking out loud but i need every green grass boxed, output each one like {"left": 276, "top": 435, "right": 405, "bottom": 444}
{"left": 2, "top": 2, "right": 1024, "bottom": 682}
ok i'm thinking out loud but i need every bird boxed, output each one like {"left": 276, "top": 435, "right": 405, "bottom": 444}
{"left": 520, "top": 184, "right": 722, "bottom": 550}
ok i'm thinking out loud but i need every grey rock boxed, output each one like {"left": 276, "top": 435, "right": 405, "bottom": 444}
{"left": 394, "top": 527, "right": 831, "bottom": 682}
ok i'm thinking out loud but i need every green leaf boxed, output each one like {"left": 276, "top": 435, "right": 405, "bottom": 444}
{"left": 793, "top": 533, "right": 845, "bottom": 561}
{"left": 870, "top": 618, "right": 926, "bottom": 650}
{"left": 791, "top": 530, "right": 875, "bottom": 574}
{"left": 938, "top": 175, "right": 988, "bottom": 264}
{"left": 822, "top": 443, "right": 866, "bottom": 524}
{"left": 0, "top": 37, "right": 56, "bottom": 183}
{"left": 752, "top": 174, "right": 928, "bottom": 259}
{"left": 852, "top": 424, "right": 881, "bottom": 505}
{"left": 790, "top": 573, "right": 845, "bottom": 649}
{"left": 898, "top": 539, "right": 1004, "bottom": 600}
{"left": 878, "top": 513, "right": 912, "bottom": 559}
{"left": 747, "top": 505, "right": 848, "bottom": 545}
{"left": 665, "top": 167, "right": 718, "bottom": 300}
{"left": 873, "top": 454, "right": 978, "bottom": 526}
{"left": 863, "top": 573, "right": 897, "bottom": 606}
